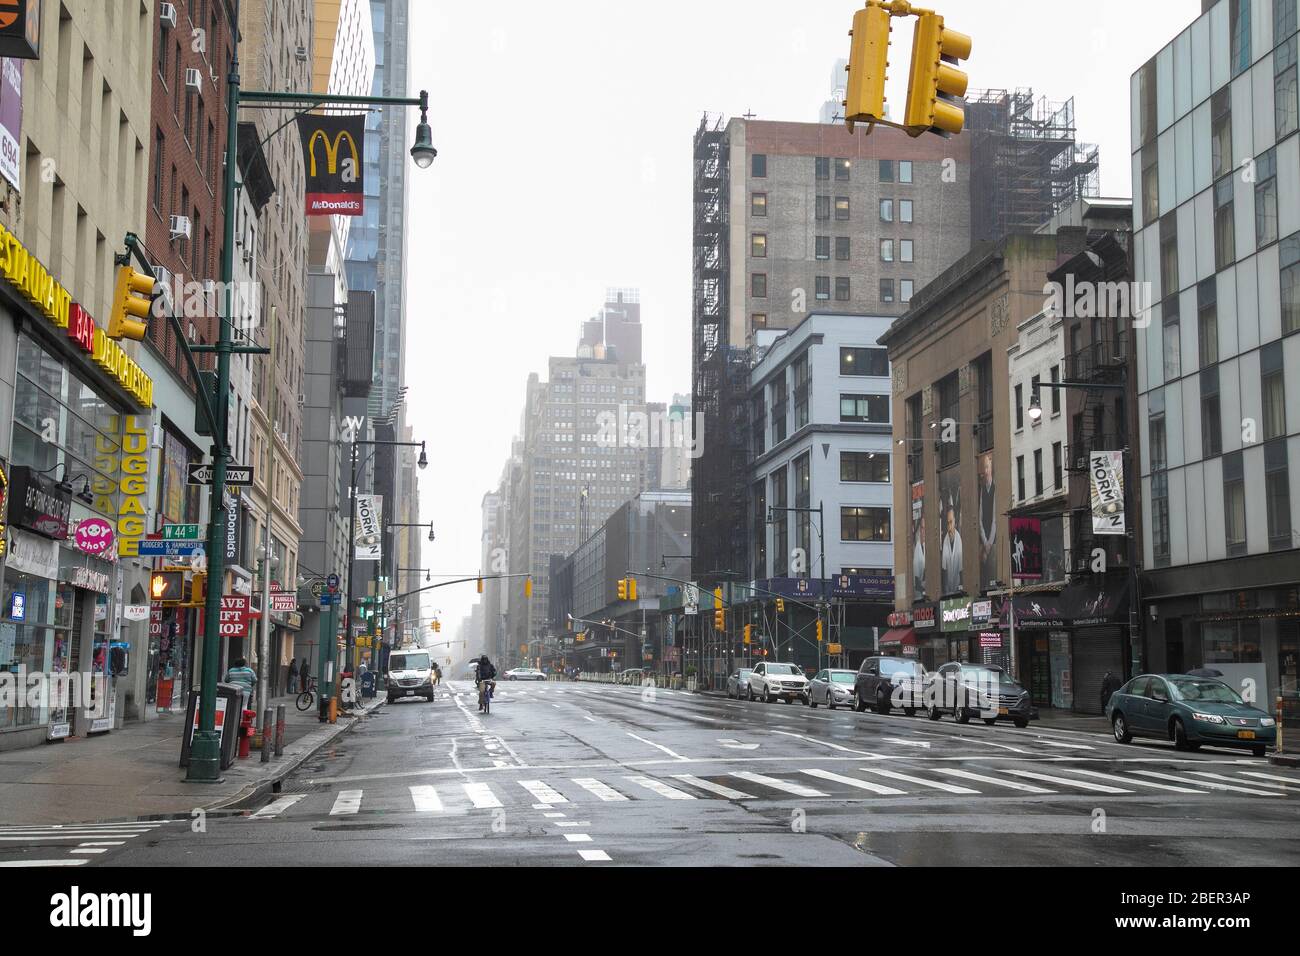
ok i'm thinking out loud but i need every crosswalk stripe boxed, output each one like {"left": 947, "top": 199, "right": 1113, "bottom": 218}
{"left": 0, "top": 834, "right": 147, "bottom": 841}
{"left": 669, "top": 774, "right": 755, "bottom": 800}
{"left": 1129, "top": 770, "right": 1282, "bottom": 796}
{"left": 572, "top": 778, "right": 629, "bottom": 801}
{"left": 74, "top": 841, "right": 126, "bottom": 846}
{"left": 519, "top": 780, "right": 568, "bottom": 804}
{"left": 800, "top": 768, "right": 907, "bottom": 795}
{"left": 1057, "top": 768, "right": 1207, "bottom": 794}
{"left": 563, "top": 833, "right": 593, "bottom": 842}
{"left": 730, "top": 771, "right": 828, "bottom": 797}
{"left": 624, "top": 775, "right": 697, "bottom": 800}
{"left": 251, "top": 795, "right": 306, "bottom": 819}
{"left": 409, "top": 786, "right": 443, "bottom": 812}
{"left": 1185, "top": 771, "right": 1299, "bottom": 792}
{"left": 998, "top": 769, "right": 1131, "bottom": 794}
{"left": 0, "top": 825, "right": 158, "bottom": 834}
{"left": 330, "top": 790, "right": 363, "bottom": 815}
{"left": 1238, "top": 771, "right": 1300, "bottom": 789}
{"left": 70, "top": 848, "right": 107, "bottom": 854}
{"left": 931, "top": 768, "right": 1055, "bottom": 793}
{"left": 857, "top": 768, "right": 980, "bottom": 794}
{"left": 578, "top": 849, "right": 612, "bottom": 862}
{"left": 0, "top": 859, "right": 88, "bottom": 866}
{"left": 463, "top": 782, "right": 503, "bottom": 809}
{"left": 0, "top": 822, "right": 162, "bottom": 831}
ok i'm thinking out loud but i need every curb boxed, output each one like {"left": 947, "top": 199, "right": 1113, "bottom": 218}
{"left": 1267, "top": 752, "right": 1300, "bottom": 768}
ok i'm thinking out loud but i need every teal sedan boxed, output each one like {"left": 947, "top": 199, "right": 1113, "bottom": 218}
{"left": 1105, "top": 674, "right": 1277, "bottom": 756}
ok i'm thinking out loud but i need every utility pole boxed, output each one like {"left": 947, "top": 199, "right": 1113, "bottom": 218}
{"left": 256, "top": 302, "right": 278, "bottom": 716}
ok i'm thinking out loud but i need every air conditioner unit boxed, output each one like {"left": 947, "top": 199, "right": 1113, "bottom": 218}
{"left": 184, "top": 68, "right": 202, "bottom": 95}
{"left": 297, "top": 393, "right": 306, "bottom": 407}
{"left": 295, "top": 46, "right": 308, "bottom": 62}
{"left": 159, "top": 3, "right": 177, "bottom": 30}
{"left": 169, "top": 215, "right": 192, "bottom": 239}
{"left": 187, "top": 322, "right": 199, "bottom": 343}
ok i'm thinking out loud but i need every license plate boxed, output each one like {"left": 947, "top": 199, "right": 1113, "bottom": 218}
{"left": 997, "top": 707, "right": 1009, "bottom": 716}
{"left": 1237, "top": 730, "right": 1255, "bottom": 739}
{"left": 404, "top": 690, "right": 413, "bottom": 697}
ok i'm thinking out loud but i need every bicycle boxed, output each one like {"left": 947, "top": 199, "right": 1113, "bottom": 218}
{"left": 477, "top": 679, "right": 495, "bottom": 714}
{"left": 295, "top": 676, "right": 318, "bottom": 712}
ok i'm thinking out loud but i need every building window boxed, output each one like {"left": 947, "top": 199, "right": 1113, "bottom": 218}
{"left": 153, "top": 128, "right": 164, "bottom": 210}
{"left": 1163, "top": 308, "right": 1181, "bottom": 381}
{"left": 1214, "top": 175, "right": 1236, "bottom": 271}
{"left": 752, "top": 153, "right": 767, "bottom": 177}
{"left": 879, "top": 278, "right": 894, "bottom": 303}
{"left": 794, "top": 452, "right": 812, "bottom": 563}
{"left": 816, "top": 156, "right": 830, "bottom": 180}
{"left": 772, "top": 376, "right": 788, "bottom": 443}
{"left": 815, "top": 276, "right": 830, "bottom": 300}
{"left": 1266, "top": 439, "right": 1293, "bottom": 551}
{"left": 907, "top": 394, "right": 923, "bottom": 481}
{"left": 1141, "top": 144, "right": 1159, "bottom": 227}
{"left": 1211, "top": 87, "right": 1233, "bottom": 180}
{"left": 1256, "top": 147, "right": 1278, "bottom": 247}
{"left": 1262, "top": 341, "right": 1286, "bottom": 441}
{"left": 835, "top": 236, "right": 850, "bottom": 261}
{"left": 752, "top": 479, "right": 767, "bottom": 578}
{"left": 1284, "top": 232, "right": 1300, "bottom": 335}
{"left": 835, "top": 158, "right": 850, "bottom": 181}
{"left": 752, "top": 312, "right": 768, "bottom": 329}
{"left": 793, "top": 355, "right": 810, "bottom": 429}
{"left": 1016, "top": 455, "right": 1026, "bottom": 502}
{"left": 1198, "top": 278, "right": 1218, "bottom": 366}
{"left": 900, "top": 239, "right": 914, "bottom": 263}
{"left": 752, "top": 192, "right": 767, "bottom": 217}
{"left": 840, "top": 347, "right": 889, "bottom": 377}
{"left": 900, "top": 279, "right": 914, "bottom": 303}
{"left": 880, "top": 199, "right": 894, "bottom": 222}
{"left": 839, "top": 393, "right": 890, "bottom": 424}
{"left": 841, "top": 451, "right": 889, "bottom": 483}
{"left": 1049, "top": 365, "right": 1061, "bottom": 415}
{"left": 1230, "top": 0, "right": 1251, "bottom": 78}
{"left": 880, "top": 239, "right": 894, "bottom": 262}
{"left": 841, "top": 507, "right": 891, "bottom": 542}
{"left": 1224, "top": 450, "right": 1247, "bottom": 556}
{"left": 751, "top": 395, "right": 766, "bottom": 457}
{"left": 1149, "top": 407, "right": 1167, "bottom": 473}
{"left": 1279, "top": 0, "right": 1299, "bottom": 42}
{"left": 938, "top": 372, "right": 959, "bottom": 469}
{"left": 899, "top": 160, "right": 913, "bottom": 183}
{"left": 835, "top": 276, "right": 851, "bottom": 301}
{"left": 835, "top": 197, "right": 850, "bottom": 220}
{"left": 1029, "top": 375, "right": 1041, "bottom": 425}
{"left": 1053, "top": 441, "right": 1063, "bottom": 490}
{"left": 1014, "top": 383, "right": 1024, "bottom": 430}
{"left": 1160, "top": 211, "right": 1178, "bottom": 295}
{"left": 1034, "top": 448, "right": 1043, "bottom": 497}
{"left": 1152, "top": 471, "right": 1171, "bottom": 565}
{"left": 771, "top": 467, "right": 788, "bottom": 576}
{"left": 974, "top": 352, "right": 994, "bottom": 453}
{"left": 816, "top": 235, "right": 830, "bottom": 260}
{"left": 816, "top": 195, "right": 831, "bottom": 220}
{"left": 899, "top": 199, "right": 913, "bottom": 223}
{"left": 751, "top": 233, "right": 767, "bottom": 257}
{"left": 1277, "top": 35, "right": 1299, "bottom": 140}
{"left": 879, "top": 159, "right": 894, "bottom": 182}
{"left": 1201, "top": 367, "right": 1222, "bottom": 458}
{"left": 752, "top": 273, "right": 767, "bottom": 298}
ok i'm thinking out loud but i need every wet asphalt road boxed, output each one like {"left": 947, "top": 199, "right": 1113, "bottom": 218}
{"left": 5, "top": 680, "right": 1300, "bottom": 867}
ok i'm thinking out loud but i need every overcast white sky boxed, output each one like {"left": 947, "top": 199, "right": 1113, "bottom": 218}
{"left": 402, "top": 0, "right": 1201, "bottom": 641}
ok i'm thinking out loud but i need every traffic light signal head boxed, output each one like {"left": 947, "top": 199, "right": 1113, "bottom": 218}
{"left": 150, "top": 571, "right": 184, "bottom": 603}
{"left": 524, "top": 577, "right": 533, "bottom": 599}
{"left": 477, "top": 577, "right": 484, "bottom": 594}
{"left": 714, "top": 609, "right": 725, "bottom": 631}
{"left": 816, "top": 619, "right": 825, "bottom": 642}
{"left": 617, "top": 578, "right": 628, "bottom": 601}
{"left": 903, "top": 12, "right": 972, "bottom": 136}
{"left": 628, "top": 577, "right": 637, "bottom": 602}
{"left": 743, "top": 624, "right": 752, "bottom": 645}
{"left": 108, "top": 265, "right": 156, "bottom": 341}
{"left": 844, "top": 2, "right": 892, "bottom": 132}
{"left": 188, "top": 572, "right": 207, "bottom": 607}
{"left": 776, "top": 598, "right": 785, "bottom": 613}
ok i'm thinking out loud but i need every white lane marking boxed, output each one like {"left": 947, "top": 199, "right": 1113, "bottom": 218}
{"left": 932, "top": 768, "right": 1055, "bottom": 793}
{"left": 857, "top": 768, "right": 980, "bottom": 794}
{"left": 1186, "top": 771, "right": 1300, "bottom": 792}
{"left": 543, "top": 812, "right": 566, "bottom": 818}
{"left": 464, "top": 783, "right": 503, "bottom": 808}
{"left": 563, "top": 833, "right": 593, "bottom": 843}
{"left": 532, "top": 803, "right": 552, "bottom": 810}
{"left": 626, "top": 733, "right": 688, "bottom": 761}
{"left": 771, "top": 730, "right": 880, "bottom": 757}
{"left": 800, "top": 768, "right": 906, "bottom": 795}
{"left": 583, "top": 715, "right": 597, "bottom": 722}
{"left": 409, "top": 786, "right": 443, "bottom": 812}
{"left": 0, "top": 859, "right": 88, "bottom": 866}
{"left": 717, "top": 738, "right": 760, "bottom": 750}
{"left": 998, "top": 769, "right": 1132, "bottom": 794}
{"left": 1129, "top": 770, "right": 1282, "bottom": 796}
{"left": 70, "top": 848, "right": 107, "bottom": 854}
{"left": 669, "top": 774, "right": 756, "bottom": 800}
{"left": 624, "top": 775, "right": 697, "bottom": 800}
{"left": 1238, "top": 771, "right": 1300, "bottom": 789}
{"left": 330, "top": 790, "right": 363, "bottom": 815}
{"left": 519, "top": 780, "right": 568, "bottom": 804}
{"left": 0, "top": 823, "right": 162, "bottom": 832}
{"left": 882, "top": 738, "right": 932, "bottom": 749}
{"left": 251, "top": 794, "right": 307, "bottom": 819}
{"left": 72, "top": 841, "right": 127, "bottom": 846}
{"left": 1054, "top": 767, "right": 1206, "bottom": 794}
{"left": 1027, "top": 737, "right": 1094, "bottom": 750}
{"left": 571, "top": 778, "right": 629, "bottom": 801}
{"left": 555, "top": 821, "right": 591, "bottom": 827}
{"left": 0, "top": 834, "right": 151, "bottom": 841}
{"left": 578, "top": 850, "right": 612, "bottom": 861}
{"left": 730, "top": 771, "right": 828, "bottom": 797}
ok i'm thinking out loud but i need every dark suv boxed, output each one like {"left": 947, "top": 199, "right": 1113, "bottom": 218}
{"left": 854, "top": 656, "right": 926, "bottom": 715}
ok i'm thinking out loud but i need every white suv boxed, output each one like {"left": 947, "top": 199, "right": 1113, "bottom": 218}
{"left": 746, "top": 662, "right": 809, "bottom": 704}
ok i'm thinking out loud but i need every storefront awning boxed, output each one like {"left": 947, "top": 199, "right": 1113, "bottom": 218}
{"left": 880, "top": 627, "right": 917, "bottom": 646}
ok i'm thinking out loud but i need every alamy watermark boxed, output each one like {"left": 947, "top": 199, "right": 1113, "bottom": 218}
{"left": 595, "top": 404, "right": 705, "bottom": 459}
{"left": 0, "top": 668, "right": 109, "bottom": 713}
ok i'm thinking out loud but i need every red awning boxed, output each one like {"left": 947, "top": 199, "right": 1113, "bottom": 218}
{"left": 880, "top": 627, "right": 917, "bottom": 646}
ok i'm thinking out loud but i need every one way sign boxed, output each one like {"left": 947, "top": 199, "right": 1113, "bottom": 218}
{"left": 188, "top": 463, "right": 255, "bottom": 486}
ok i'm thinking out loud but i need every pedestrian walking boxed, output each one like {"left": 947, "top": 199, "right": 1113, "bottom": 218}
{"left": 288, "top": 658, "right": 299, "bottom": 697}
{"left": 300, "top": 658, "right": 311, "bottom": 693}
{"left": 1100, "top": 671, "right": 1121, "bottom": 711}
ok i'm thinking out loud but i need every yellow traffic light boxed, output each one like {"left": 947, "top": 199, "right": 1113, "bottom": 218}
{"left": 743, "top": 624, "right": 752, "bottom": 645}
{"left": 776, "top": 598, "right": 785, "bottom": 613}
{"left": 187, "top": 572, "right": 207, "bottom": 607}
{"left": 714, "top": 609, "right": 725, "bottom": 631}
{"left": 903, "top": 12, "right": 971, "bottom": 136}
{"left": 816, "top": 619, "right": 824, "bottom": 642}
{"left": 524, "top": 577, "right": 533, "bottom": 598}
{"left": 844, "top": 2, "right": 892, "bottom": 132}
{"left": 108, "top": 265, "right": 156, "bottom": 341}
{"left": 477, "top": 577, "right": 483, "bottom": 594}
{"left": 617, "top": 578, "right": 628, "bottom": 601}
{"left": 628, "top": 577, "right": 637, "bottom": 601}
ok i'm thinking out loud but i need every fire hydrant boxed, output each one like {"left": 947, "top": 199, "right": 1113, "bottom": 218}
{"left": 238, "top": 709, "right": 257, "bottom": 759}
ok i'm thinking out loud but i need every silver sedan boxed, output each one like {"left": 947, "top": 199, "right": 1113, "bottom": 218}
{"left": 726, "top": 668, "right": 754, "bottom": 699}
{"left": 807, "top": 669, "right": 858, "bottom": 709}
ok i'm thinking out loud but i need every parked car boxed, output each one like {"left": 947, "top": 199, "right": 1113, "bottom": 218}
{"left": 925, "top": 662, "right": 1034, "bottom": 727}
{"left": 504, "top": 667, "right": 547, "bottom": 681}
{"left": 726, "top": 668, "right": 754, "bottom": 699}
{"left": 746, "top": 661, "right": 809, "bottom": 703}
{"left": 854, "top": 656, "right": 926, "bottom": 715}
{"left": 1106, "top": 674, "right": 1276, "bottom": 757}
{"left": 807, "top": 669, "right": 857, "bottom": 709}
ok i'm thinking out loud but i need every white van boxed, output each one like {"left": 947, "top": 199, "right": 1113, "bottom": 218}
{"left": 386, "top": 648, "right": 436, "bottom": 703}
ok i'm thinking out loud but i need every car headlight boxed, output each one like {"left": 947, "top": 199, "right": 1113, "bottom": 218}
{"left": 1191, "top": 712, "right": 1225, "bottom": 724}
{"left": 1259, "top": 717, "right": 1276, "bottom": 727}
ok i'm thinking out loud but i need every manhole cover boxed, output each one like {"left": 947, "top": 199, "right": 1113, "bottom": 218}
{"left": 313, "top": 823, "right": 401, "bottom": 832}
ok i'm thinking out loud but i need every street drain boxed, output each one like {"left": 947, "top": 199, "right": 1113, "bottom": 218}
{"left": 313, "top": 823, "right": 401, "bottom": 832}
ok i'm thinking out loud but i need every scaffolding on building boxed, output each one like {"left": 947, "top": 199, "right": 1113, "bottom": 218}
{"left": 967, "top": 89, "right": 1100, "bottom": 243}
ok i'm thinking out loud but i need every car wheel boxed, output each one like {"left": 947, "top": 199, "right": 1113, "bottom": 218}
{"left": 954, "top": 707, "right": 970, "bottom": 725}
{"left": 1252, "top": 745, "right": 1266, "bottom": 758}
{"left": 983, "top": 718, "right": 997, "bottom": 726}
{"left": 765, "top": 687, "right": 774, "bottom": 703}
{"left": 426, "top": 694, "right": 435, "bottom": 702}
{"left": 1013, "top": 717, "right": 1029, "bottom": 729}
{"left": 875, "top": 690, "right": 891, "bottom": 716}
{"left": 1172, "top": 718, "right": 1192, "bottom": 751}
{"left": 854, "top": 694, "right": 868, "bottom": 713}
{"left": 927, "top": 705, "right": 941, "bottom": 721}
{"left": 748, "top": 687, "right": 755, "bottom": 702}
{"left": 808, "top": 696, "right": 816, "bottom": 708}
{"left": 827, "top": 699, "right": 836, "bottom": 710}
{"left": 1112, "top": 713, "right": 1132, "bottom": 743}
{"left": 903, "top": 707, "right": 916, "bottom": 717}
{"left": 387, "top": 695, "right": 398, "bottom": 704}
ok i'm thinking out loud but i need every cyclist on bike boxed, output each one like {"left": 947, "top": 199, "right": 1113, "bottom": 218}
{"left": 475, "top": 655, "right": 497, "bottom": 712}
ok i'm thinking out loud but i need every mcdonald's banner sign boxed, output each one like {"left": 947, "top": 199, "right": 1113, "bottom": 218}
{"left": 297, "top": 113, "right": 364, "bottom": 216}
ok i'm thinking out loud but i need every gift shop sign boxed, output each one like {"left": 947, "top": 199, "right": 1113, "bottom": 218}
{"left": 218, "top": 595, "right": 249, "bottom": 639}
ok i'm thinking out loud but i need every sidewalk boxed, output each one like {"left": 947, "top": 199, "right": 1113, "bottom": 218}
{"left": 0, "top": 692, "right": 385, "bottom": 826}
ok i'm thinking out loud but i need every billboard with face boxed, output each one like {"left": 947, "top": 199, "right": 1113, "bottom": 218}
{"left": 939, "top": 469, "right": 963, "bottom": 596}
{"left": 977, "top": 450, "right": 997, "bottom": 591}
{"left": 910, "top": 480, "right": 926, "bottom": 602}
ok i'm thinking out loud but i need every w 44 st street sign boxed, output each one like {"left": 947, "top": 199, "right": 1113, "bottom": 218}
{"left": 188, "top": 464, "right": 254, "bottom": 486}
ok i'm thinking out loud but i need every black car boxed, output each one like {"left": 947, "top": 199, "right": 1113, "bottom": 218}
{"left": 925, "top": 662, "right": 1035, "bottom": 727}
{"left": 853, "top": 656, "right": 926, "bottom": 715}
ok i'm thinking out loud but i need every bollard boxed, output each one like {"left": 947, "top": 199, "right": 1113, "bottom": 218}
{"left": 274, "top": 704, "right": 286, "bottom": 757}
{"left": 260, "top": 710, "right": 273, "bottom": 763}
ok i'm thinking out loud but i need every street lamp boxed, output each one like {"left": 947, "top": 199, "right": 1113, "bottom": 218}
{"left": 417, "top": 442, "right": 428, "bottom": 469}
{"left": 410, "top": 109, "right": 437, "bottom": 168}
{"left": 1028, "top": 392, "right": 1043, "bottom": 423}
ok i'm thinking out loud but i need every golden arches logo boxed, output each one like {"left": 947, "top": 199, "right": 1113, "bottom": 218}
{"left": 306, "top": 129, "right": 359, "bottom": 178}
